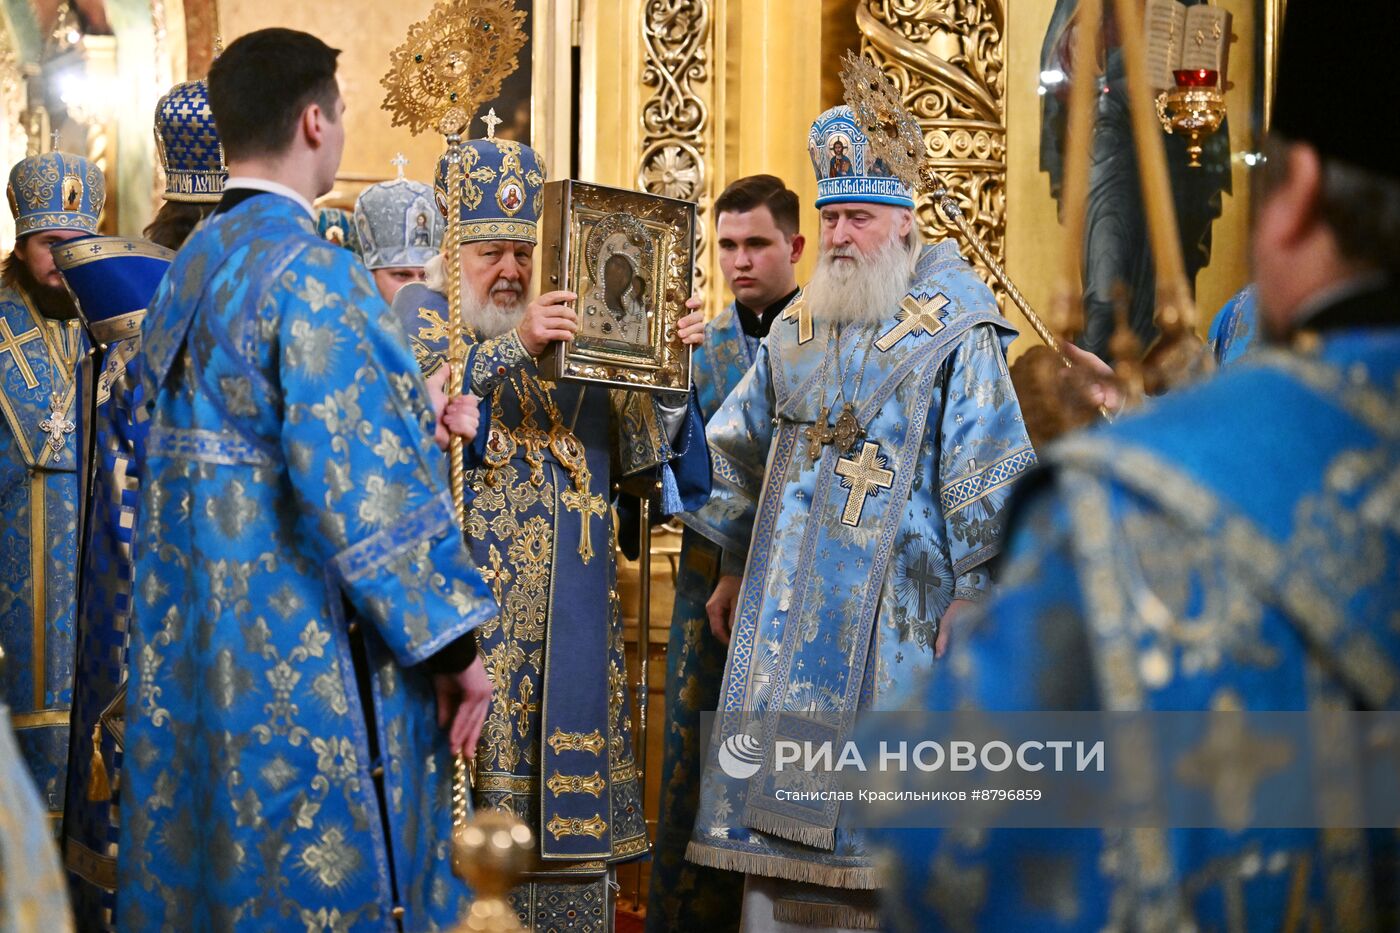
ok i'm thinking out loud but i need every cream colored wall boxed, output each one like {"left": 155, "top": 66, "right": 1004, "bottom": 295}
{"left": 217, "top": 0, "right": 447, "bottom": 204}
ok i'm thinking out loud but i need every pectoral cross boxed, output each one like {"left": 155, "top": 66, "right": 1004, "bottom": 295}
{"left": 481, "top": 107, "right": 503, "bottom": 140}
{"left": 0, "top": 318, "right": 42, "bottom": 389}
{"left": 875, "top": 293, "right": 948, "bottom": 352}
{"left": 391, "top": 152, "right": 409, "bottom": 180}
{"left": 39, "top": 394, "right": 74, "bottom": 454}
{"left": 804, "top": 410, "right": 834, "bottom": 460}
{"left": 780, "top": 295, "right": 814, "bottom": 344}
{"left": 561, "top": 480, "right": 608, "bottom": 564}
{"left": 805, "top": 404, "right": 864, "bottom": 462}
{"left": 835, "top": 441, "right": 894, "bottom": 527}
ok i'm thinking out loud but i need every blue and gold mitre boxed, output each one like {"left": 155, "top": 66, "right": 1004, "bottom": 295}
{"left": 435, "top": 137, "right": 546, "bottom": 244}
{"left": 355, "top": 178, "right": 443, "bottom": 270}
{"left": 808, "top": 105, "right": 915, "bottom": 209}
{"left": 51, "top": 235, "right": 173, "bottom": 332}
{"left": 154, "top": 79, "right": 226, "bottom": 203}
{"left": 7, "top": 152, "right": 104, "bottom": 237}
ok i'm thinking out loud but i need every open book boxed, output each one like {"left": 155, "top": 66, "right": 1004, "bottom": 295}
{"left": 1145, "top": 0, "right": 1232, "bottom": 90}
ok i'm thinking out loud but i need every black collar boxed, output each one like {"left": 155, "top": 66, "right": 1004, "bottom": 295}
{"left": 1297, "top": 280, "right": 1400, "bottom": 335}
{"left": 734, "top": 287, "right": 800, "bottom": 339}
{"left": 212, "top": 187, "right": 270, "bottom": 216}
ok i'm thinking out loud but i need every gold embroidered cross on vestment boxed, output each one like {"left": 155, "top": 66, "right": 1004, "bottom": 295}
{"left": 875, "top": 293, "right": 948, "bottom": 352}
{"left": 835, "top": 441, "right": 894, "bottom": 526}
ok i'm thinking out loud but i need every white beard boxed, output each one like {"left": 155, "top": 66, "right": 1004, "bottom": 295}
{"left": 423, "top": 254, "right": 528, "bottom": 339}
{"left": 805, "top": 230, "right": 917, "bottom": 325}
{"left": 462, "top": 287, "right": 527, "bottom": 339}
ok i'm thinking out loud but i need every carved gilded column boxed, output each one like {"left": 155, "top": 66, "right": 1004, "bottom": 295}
{"left": 637, "top": 0, "right": 714, "bottom": 293}
{"left": 858, "top": 0, "right": 1007, "bottom": 293}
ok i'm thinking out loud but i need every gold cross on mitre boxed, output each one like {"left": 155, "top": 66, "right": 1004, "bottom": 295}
{"left": 0, "top": 318, "right": 42, "bottom": 389}
{"left": 391, "top": 152, "right": 409, "bottom": 180}
{"left": 875, "top": 293, "right": 948, "bottom": 352}
{"left": 780, "top": 295, "right": 814, "bottom": 345}
{"left": 481, "top": 107, "right": 503, "bottom": 140}
{"left": 835, "top": 441, "right": 894, "bottom": 527}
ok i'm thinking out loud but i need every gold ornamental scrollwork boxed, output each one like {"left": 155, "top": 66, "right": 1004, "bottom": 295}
{"left": 857, "top": 0, "right": 1007, "bottom": 296}
{"left": 545, "top": 770, "right": 606, "bottom": 798}
{"left": 546, "top": 727, "right": 606, "bottom": 755}
{"left": 545, "top": 814, "right": 608, "bottom": 840}
{"left": 638, "top": 0, "right": 711, "bottom": 291}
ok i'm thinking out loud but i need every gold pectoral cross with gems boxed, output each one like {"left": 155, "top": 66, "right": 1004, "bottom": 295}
{"left": 780, "top": 295, "right": 814, "bottom": 344}
{"left": 39, "top": 393, "right": 75, "bottom": 454}
{"left": 875, "top": 293, "right": 949, "bottom": 352}
{"left": 835, "top": 441, "right": 894, "bottom": 527}
{"left": 561, "top": 472, "right": 608, "bottom": 564}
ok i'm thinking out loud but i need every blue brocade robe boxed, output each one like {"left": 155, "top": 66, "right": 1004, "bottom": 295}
{"left": 647, "top": 301, "right": 759, "bottom": 931}
{"left": 117, "top": 195, "right": 498, "bottom": 931}
{"left": 684, "top": 241, "right": 1036, "bottom": 892}
{"left": 870, "top": 322, "right": 1400, "bottom": 931}
{"left": 392, "top": 281, "right": 703, "bottom": 925}
{"left": 0, "top": 283, "right": 82, "bottom": 829}
{"left": 62, "top": 241, "right": 169, "bottom": 929}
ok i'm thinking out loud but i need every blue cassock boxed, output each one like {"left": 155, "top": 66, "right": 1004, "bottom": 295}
{"left": 0, "top": 280, "right": 83, "bottom": 831}
{"left": 684, "top": 241, "right": 1036, "bottom": 922}
{"left": 53, "top": 235, "right": 173, "bottom": 931}
{"left": 868, "top": 290, "right": 1400, "bottom": 931}
{"left": 647, "top": 300, "right": 763, "bottom": 932}
{"left": 117, "top": 193, "right": 498, "bottom": 931}
{"left": 392, "top": 280, "right": 706, "bottom": 928}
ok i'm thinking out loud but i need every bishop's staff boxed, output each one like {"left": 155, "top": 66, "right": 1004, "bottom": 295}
{"left": 380, "top": 3, "right": 534, "bottom": 929}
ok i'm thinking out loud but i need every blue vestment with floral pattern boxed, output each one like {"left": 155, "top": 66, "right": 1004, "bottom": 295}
{"left": 393, "top": 279, "right": 705, "bottom": 930}
{"left": 117, "top": 194, "right": 498, "bottom": 931}
{"left": 871, "top": 301, "right": 1400, "bottom": 931}
{"left": 54, "top": 235, "right": 172, "bottom": 931}
{"left": 0, "top": 280, "right": 83, "bottom": 832}
{"left": 684, "top": 241, "right": 1036, "bottom": 925}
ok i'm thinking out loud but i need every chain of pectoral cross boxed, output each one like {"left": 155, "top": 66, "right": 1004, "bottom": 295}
{"left": 508, "top": 370, "right": 607, "bottom": 565}
{"left": 806, "top": 320, "right": 878, "bottom": 461}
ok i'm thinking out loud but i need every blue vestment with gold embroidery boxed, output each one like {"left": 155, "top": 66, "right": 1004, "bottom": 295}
{"left": 117, "top": 194, "right": 497, "bottom": 931}
{"left": 683, "top": 241, "right": 1036, "bottom": 914}
{"left": 871, "top": 311, "right": 1400, "bottom": 931}
{"left": 648, "top": 301, "right": 759, "bottom": 932}
{"left": 392, "top": 280, "right": 704, "bottom": 928}
{"left": 0, "top": 280, "right": 83, "bottom": 832}
{"left": 54, "top": 235, "right": 172, "bottom": 930}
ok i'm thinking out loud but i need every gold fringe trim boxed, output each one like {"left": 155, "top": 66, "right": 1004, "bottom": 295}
{"left": 87, "top": 725, "right": 111, "bottom": 803}
{"left": 744, "top": 807, "right": 837, "bottom": 851}
{"left": 773, "top": 899, "right": 883, "bottom": 930}
{"left": 685, "top": 841, "right": 877, "bottom": 889}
